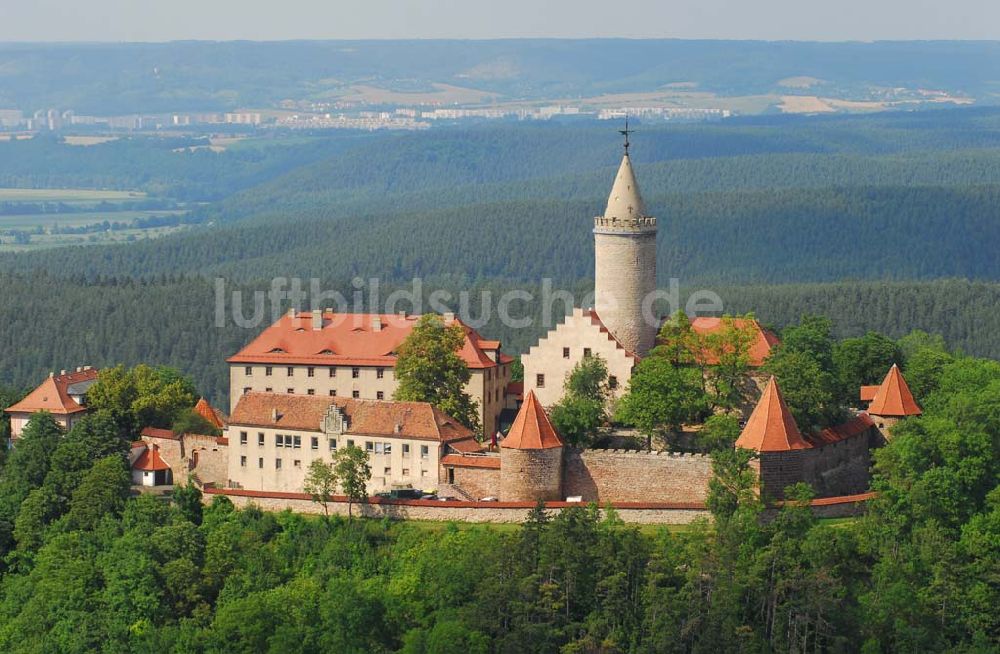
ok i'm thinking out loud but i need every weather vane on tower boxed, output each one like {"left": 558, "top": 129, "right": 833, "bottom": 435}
{"left": 619, "top": 116, "right": 634, "bottom": 155}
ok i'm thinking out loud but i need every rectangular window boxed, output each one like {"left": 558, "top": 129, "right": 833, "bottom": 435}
{"left": 328, "top": 438, "right": 338, "bottom": 451}
{"left": 347, "top": 439, "right": 355, "bottom": 448}
{"left": 240, "top": 455, "right": 247, "bottom": 467}
{"left": 275, "top": 458, "right": 282, "bottom": 470}
{"left": 287, "top": 388, "right": 294, "bottom": 394}
{"left": 536, "top": 374, "right": 545, "bottom": 388}
{"left": 384, "top": 442, "right": 392, "bottom": 455}
{"left": 307, "top": 389, "right": 315, "bottom": 395}
{"left": 265, "top": 387, "right": 272, "bottom": 393}
{"left": 583, "top": 347, "right": 592, "bottom": 358}
{"left": 307, "top": 367, "right": 315, "bottom": 378}
{"left": 258, "top": 457, "right": 264, "bottom": 469}
{"left": 403, "top": 444, "right": 410, "bottom": 456}
{"left": 352, "top": 367, "right": 360, "bottom": 379}
{"left": 287, "top": 366, "right": 294, "bottom": 377}
{"left": 243, "top": 387, "right": 251, "bottom": 395}
{"left": 384, "top": 467, "right": 391, "bottom": 475}
{"left": 265, "top": 366, "right": 273, "bottom": 377}
{"left": 275, "top": 434, "right": 283, "bottom": 448}
{"left": 562, "top": 347, "right": 570, "bottom": 359}
{"left": 352, "top": 390, "right": 360, "bottom": 399}
{"left": 329, "top": 389, "right": 337, "bottom": 396}
{"left": 293, "top": 435, "right": 301, "bottom": 449}
{"left": 420, "top": 445, "right": 429, "bottom": 459}
{"left": 294, "top": 460, "right": 301, "bottom": 468}
{"left": 311, "top": 437, "right": 319, "bottom": 450}
{"left": 329, "top": 368, "right": 336, "bottom": 378}
{"left": 258, "top": 432, "right": 265, "bottom": 446}
{"left": 245, "top": 366, "right": 253, "bottom": 375}
{"left": 366, "top": 441, "right": 374, "bottom": 453}
{"left": 376, "top": 391, "right": 384, "bottom": 400}
{"left": 402, "top": 468, "right": 410, "bottom": 476}
{"left": 239, "top": 431, "right": 248, "bottom": 445}
{"left": 609, "top": 375, "right": 618, "bottom": 390}
{"left": 376, "top": 368, "right": 385, "bottom": 379}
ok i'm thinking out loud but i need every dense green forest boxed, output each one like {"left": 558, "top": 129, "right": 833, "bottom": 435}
{"left": 0, "top": 343, "right": 996, "bottom": 652}
{"left": 1, "top": 109, "right": 1000, "bottom": 401}
{"left": 1, "top": 273, "right": 999, "bottom": 407}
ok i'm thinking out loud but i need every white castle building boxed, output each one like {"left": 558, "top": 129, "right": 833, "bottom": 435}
{"left": 523, "top": 140, "right": 657, "bottom": 406}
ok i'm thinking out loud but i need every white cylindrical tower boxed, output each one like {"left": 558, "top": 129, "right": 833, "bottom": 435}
{"left": 593, "top": 151, "right": 657, "bottom": 355}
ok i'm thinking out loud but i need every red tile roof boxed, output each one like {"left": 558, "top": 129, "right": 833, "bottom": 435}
{"left": 227, "top": 311, "right": 507, "bottom": 370}
{"left": 194, "top": 397, "right": 226, "bottom": 429}
{"left": 505, "top": 381, "right": 524, "bottom": 397}
{"left": 440, "top": 454, "right": 501, "bottom": 469}
{"left": 689, "top": 317, "right": 779, "bottom": 367}
{"left": 859, "top": 385, "right": 879, "bottom": 402}
{"left": 133, "top": 445, "right": 171, "bottom": 472}
{"left": 502, "top": 391, "right": 563, "bottom": 450}
{"left": 809, "top": 412, "right": 876, "bottom": 446}
{"left": 448, "top": 437, "right": 486, "bottom": 453}
{"left": 867, "top": 364, "right": 922, "bottom": 417}
{"left": 5, "top": 368, "right": 99, "bottom": 416}
{"left": 228, "top": 392, "right": 474, "bottom": 441}
{"left": 736, "top": 377, "right": 811, "bottom": 452}
{"left": 141, "top": 426, "right": 180, "bottom": 440}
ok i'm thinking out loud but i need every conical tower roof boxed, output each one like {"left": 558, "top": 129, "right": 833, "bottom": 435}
{"left": 604, "top": 154, "right": 647, "bottom": 220}
{"left": 503, "top": 391, "right": 563, "bottom": 450}
{"left": 736, "top": 377, "right": 811, "bottom": 452}
{"left": 868, "top": 364, "right": 922, "bottom": 416}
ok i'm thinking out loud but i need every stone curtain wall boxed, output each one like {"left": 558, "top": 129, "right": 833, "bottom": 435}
{"left": 802, "top": 430, "right": 874, "bottom": 497}
{"left": 449, "top": 466, "right": 500, "bottom": 500}
{"left": 563, "top": 449, "right": 713, "bottom": 503}
{"left": 184, "top": 433, "right": 229, "bottom": 486}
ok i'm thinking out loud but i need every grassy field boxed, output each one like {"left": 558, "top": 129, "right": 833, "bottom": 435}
{"left": 0, "top": 209, "right": 184, "bottom": 230}
{"left": 0, "top": 224, "right": 189, "bottom": 252}
{"left": 0, "top": 188, "right": 146, "bottom": 202}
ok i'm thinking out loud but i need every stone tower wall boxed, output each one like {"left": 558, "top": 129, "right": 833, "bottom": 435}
{"left": 500, "top": 447, "right": 563, "bottom": 502}
{"left": 593, "top": 228, "right": 657, "bottom": 355}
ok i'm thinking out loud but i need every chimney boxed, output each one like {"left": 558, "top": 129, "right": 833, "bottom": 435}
{"left": 443, "top": 312, "right": 455, "bottom": 323}
{"left": 312, "top": 309, "right": 323, "bottom": 331}
{"left": 372, "top": 316, "right": 382, "bottom": 332}
{"left": 271, "top": 408, "right": 279, "bottom": 422}
{"left": 394, "top": 422, "right": 403, "bottom": 434}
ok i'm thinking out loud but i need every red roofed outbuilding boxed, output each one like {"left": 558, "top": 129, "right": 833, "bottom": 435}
{"left": 5, "top": 367, "right": 99, "bottom": 439}
{"left": 736, "top": 377, "right": 811, "bottom": 453}
{"left": 864, "top": 364, "right": 922, "bottom": 436}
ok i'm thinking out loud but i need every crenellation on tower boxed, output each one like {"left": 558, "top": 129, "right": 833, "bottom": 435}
{"left": 593, "top": 151, "right": 658, "bottom": 355}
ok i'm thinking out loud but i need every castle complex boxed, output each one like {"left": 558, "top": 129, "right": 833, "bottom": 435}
{"left": 6, "top": 136, "right": 927, "bottom": 519}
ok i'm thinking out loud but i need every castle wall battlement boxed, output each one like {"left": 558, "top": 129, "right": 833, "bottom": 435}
{"left": 563, "top": 447, "right": 713, "bottom": 503}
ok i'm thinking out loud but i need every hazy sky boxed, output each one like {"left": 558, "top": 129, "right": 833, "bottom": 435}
{"left": 2, "top": 0, "right": 997, "bottom": 42}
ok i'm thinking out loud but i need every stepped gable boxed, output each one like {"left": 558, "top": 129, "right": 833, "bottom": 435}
{"left": 586, "top": 309, "right": 638, "bottom": 360}
{"left": 867, "top": 364, "right": 922, "bottom": 417}
{"left": 502, "top": 391, "right": 563, "bottom": 450}
{"left": 736, "top": 377, "right": 811, "bottom": 452}
{"left": 689, "top": 317, "right": 779, "bottom": 367}
{"left": 5, "top": 367, "right": 99, "bottom": 416}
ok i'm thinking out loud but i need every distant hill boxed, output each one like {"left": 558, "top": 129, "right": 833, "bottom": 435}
{"left": 1, "top": 40, "right": 999, "bottom": 113}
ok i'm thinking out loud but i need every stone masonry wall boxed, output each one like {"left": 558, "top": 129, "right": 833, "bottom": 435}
{"left": 450, "top": 466, "right": 501, "bottom": 500}
{"left": 563, "top": 448, "right": 713, "bottom": 503}
{"left": 802, "top": 431, "right": 873, "bottom": 497}
{"left": 500, "top": 447, "right": 563, "bottom": 502}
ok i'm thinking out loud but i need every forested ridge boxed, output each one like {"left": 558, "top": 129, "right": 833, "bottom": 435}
{"left": 1, "top": 109, "right": 1000, "bottom": 400}
{"left": 2, "top": 273, "right": 999, "bottom": 407}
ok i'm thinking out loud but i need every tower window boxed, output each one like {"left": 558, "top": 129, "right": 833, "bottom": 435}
{"left": 583, "top": 348, "right": 592, "bottom": 358}
{"left": 609, "top": 376, "right": 618, "bottom": 390}
{"left": 562, "top": 347, "right": 570, "bottom": 359}
{"left": 536, "top": 374, "right": 545, "bottom": 388}
{"left": 352, "top": 367, "right": 360, "bottom": 379}
{"left": 287, "top": 367, "right": 294, "bottom": 377}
